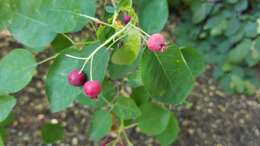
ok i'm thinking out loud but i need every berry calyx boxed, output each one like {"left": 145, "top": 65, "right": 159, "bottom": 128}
{"left": 146, "top": 33, "right": 167, "bottom": 52}
{"left": 67, "top": 69, "right": 86, "bottom": 86}
{"left": 83, "top": 80, "right": 102, "bottom": 98}
{"left": 123, "top": 14, "right": 131, "bottom": 24}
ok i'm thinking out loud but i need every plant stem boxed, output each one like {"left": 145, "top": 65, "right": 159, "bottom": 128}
{"left": 124, "top": 123, "right": 138, "bottom": 130}
{"left": 107, "top": 32, "right": 128, "bottom": 49}
{"left": 77, "top": 13, "right": 116, "bottom": 28}
{"left": 61, "top": 33, "right": 76, "bottom": 45}
{"left": 79, "top": 23, "right": 130, "bottom": 72}
{"left": 37, "top": 54, "right": 59, "bottom": 65}
{"left": 90, "top": 56, "right": 93, "bottom": 80}
{"left": 130, "top": 23, "right": 150, "bottom": 37}
{"left": 65, "top": 54, "right": 87, "bottom": 60}
{"left": 100, "top": 96, "right": 114, "bottom": 108}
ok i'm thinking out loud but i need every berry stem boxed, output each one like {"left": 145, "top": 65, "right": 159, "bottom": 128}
{"left": 79, "top": 23, "right": 130, "bottom": 72}
{"left": 65, "top": 54, "right": 87, "bottom": 60}
{"left": 61, "top": 33, "right": 76, "bottom": 45}
{"left": 90, "top": 56, "right": 94, "bottom": 80}
{"left": 37, "top": 54, "right": 59, "bottom": 66}
{"left": 107, "top": 31, "right": 128, "bottom": 49}
{"left": 124, "top": 123, "right": 138, "bottom": 130}
{"left": 129, "top": 23, "right": 150, "bottom": 37}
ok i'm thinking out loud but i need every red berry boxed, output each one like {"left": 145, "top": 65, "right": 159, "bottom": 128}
{"left": 67, "top": 69, "right": 86, "bottom": 86}
{"left": 83, "top": 80, "right": 102, "bottom": 98}
{"left": 123, "top": 15, "right": 131, "bottom": 24}
{"left": 146, "top": 34, "right": 167, "bottom": 52}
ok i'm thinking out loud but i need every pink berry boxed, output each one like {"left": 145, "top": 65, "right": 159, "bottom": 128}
{"left": 123, "top": 15, "right": 131, "bottom": 24}
{"left": 67, "top": 69, "right": 86, "bottom": 86}
{"left": 146, "top": 34, "right": 167, "bottom": 52}
{"left": 83, "top": 80, "right": 102, "bottom": 98}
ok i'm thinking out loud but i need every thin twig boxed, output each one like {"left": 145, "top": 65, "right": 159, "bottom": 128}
{"left": 37, "top": 54, "right": 59, "bottom": 65}
{"left": 130, "top": 23, "right": 150, "bottom": 37}
{"left": 79, "top": 23, "right": 130, "bottom": 72}
{"left": 61, "top": 33, "right": 76, "bottom": 44}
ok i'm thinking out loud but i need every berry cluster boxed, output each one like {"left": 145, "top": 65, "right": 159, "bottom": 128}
{"left": 68, "top": 69, "right": 102, "bottom": 99}
{"left": 66, "top": 16, "right": 168, "bottom": 146}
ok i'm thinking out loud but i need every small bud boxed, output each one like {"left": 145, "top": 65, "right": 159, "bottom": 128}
{"left": 123, "top": 15, "right": 131, "bottom": 24}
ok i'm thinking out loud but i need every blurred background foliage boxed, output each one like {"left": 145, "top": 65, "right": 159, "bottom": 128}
{"left": 170, "top": 0, "right": 260, "bottom": 95}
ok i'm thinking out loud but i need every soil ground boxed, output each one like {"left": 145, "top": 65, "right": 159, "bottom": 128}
{"left": 0, "top": 27, "right": 260, "bottom": 146}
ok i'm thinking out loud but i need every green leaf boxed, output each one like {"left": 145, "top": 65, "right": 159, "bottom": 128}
{"left": 230, "top": 75, "right": 244, "bottom": 93}
{"left": 227, "top": 39, "right": 252, "bottom": 64}
{"left": 127, "top": 68, "right": 143, "bottom": 88}
{"left": 0, "top": 95, "right": 16, "bottom": 122}
{"left": 0, "top": 127, "right": 7, "bottom": 144}
{"left": 0, "top": 0, "right": 14, "bottom": 30}
{"left": 192, "top": 2, "right": 213, "bottom": 24}
{"left": 118, "top": 0, "right": 132, "bottom": 9}
{"left": 0, "top": 49, "right": 36, "bottom": 94}
{"left": 46, "top": 43, "right": 109, "bottom": 112}
{"left": 113, "top": 96, "right": 141, "bottom": 120}
{"left": 8, "top": 0, "right": 96, "bottom": 49}
{"left": 83, "top": 44, "right": 110, "bottom": 82}
{"left": 45, "top": 49, "right": 82, "bottom": 112}
{"left": 131, "top": 86, "right": 149, "bottom": 106}
{"left": 0, "top": 135, "right": 3, "bottom": 146}
{"left": 137, "top": 102, "right": 170, "bottom": 136}
{"left": 89, "top": 110, "right": 112, "bottom": 141}
{"left": 41, "top": 123, "right": 64, "bottom": 144}
{"left": 141, "top": 46, "right": 194, "bottom": 105}
{"left": 138, "top": 0, "right": 168, "bottom": 33}
{"left": 156, "top": 114, "right": 179, "bottom": 146}
{"left": 109, "top": 48, "right": 144, "bottom": 79}
{"left": 51, "top": 34, "right": 73, "bottom": 53}
{"left": 96, "top": 26, "right": 115, "bottom": 42}
{"left": 112, "top": 28, "right": 141, "bottom": 65}
{"left": 244, "top": 21, "right": 258, "bottom": 38}
{"left": 235, "top": 0, "right": 248, "bottom": 12}
{"left": 0, "top": 113, "right": 14, "bottom": 127}
{"left": 181, "top": 47, "right": 205, "bottom": 76}
{"left": 76, "top": 93, "right": 97, "bottom": 108}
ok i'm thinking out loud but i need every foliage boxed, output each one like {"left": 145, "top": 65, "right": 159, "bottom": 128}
{"left": 0, "top": 0, "right": 204, "bottom": 145}
{"left": 41, "top": 123, "right": 64, "bottom": 144}
{"left": 172, "top": 0, "right": 260, "bottom": 95}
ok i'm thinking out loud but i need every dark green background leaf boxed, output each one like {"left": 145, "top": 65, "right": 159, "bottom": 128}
{"left": 88, "top": 110, "right": 112, "bottom": 141}
{"left": 0, "top": 95, "right": 16, "bottom": 122}
{"left": 41, "top": 123, "right": 64, "bottom": 144}
{"left": 156, "top": 114, "right": 180, "bottom": 146}
{"left": 113, "top": 96, "right": 141, "bottom": 120}
{"left": 137, "top": 102, "right": 170, "bottom": 135}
